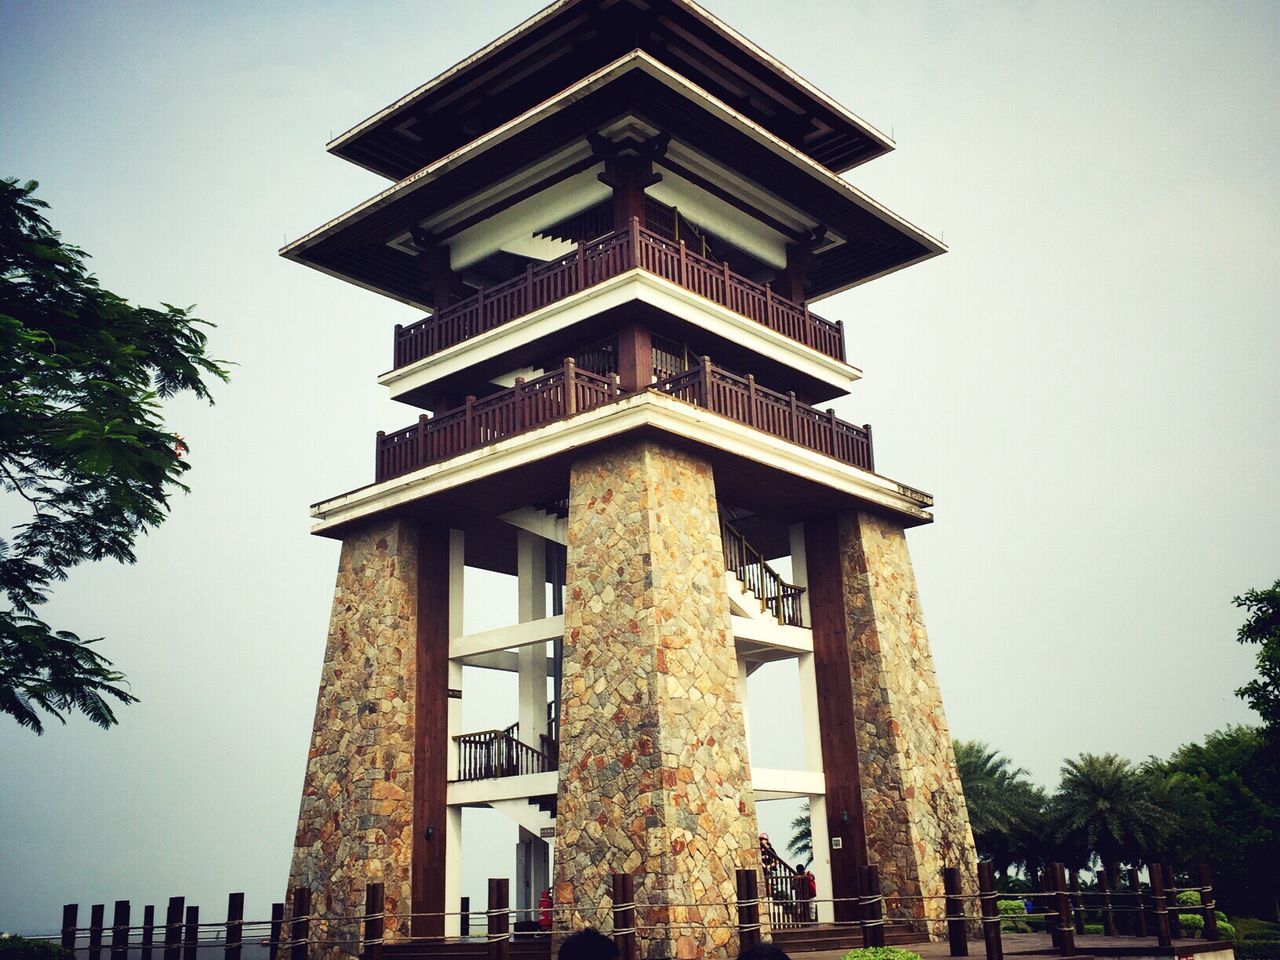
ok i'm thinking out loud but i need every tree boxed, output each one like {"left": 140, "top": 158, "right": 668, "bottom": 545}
{"left": 955, "top": 740, "right": 1048, "bottom": 879}
{"left": 1049, "top": 753, "right": 1160, "bottom": 870}
{"left": 1235, "top": 580, "right": 1280, "bottom": 740}
{"left": 787, "top": 800, "right": 812, "bottom": 863}
{"left": 0, "top": 177, "right": 228, "bottom": 733}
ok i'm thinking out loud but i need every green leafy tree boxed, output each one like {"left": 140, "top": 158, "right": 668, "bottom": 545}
{"left": 954, "top": 740, "right": 1048, "bottom": 879}
{"left": 1235, "top": 580, "right": 1280, "bottom": 740}
{"left": 0, "top": 177, "right": 228, "bottom": 733}
{"left": 788, "top": 799, "right": 812, "bottom": 863}
{"left": 1049, "top": 753, "right": 1161, "bottom": 870}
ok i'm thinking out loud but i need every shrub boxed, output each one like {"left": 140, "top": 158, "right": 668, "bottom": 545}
{"left": 841, "top": 949, "right": 923, "bottom": 960}
{"left": 1235, "top": 919, "right": 1280, "bottom": 941}
{"left": 0, "top": 936, "right": 74, "bottom": 960}
{"left": 1236, "top": 940, "right": 1280, "bottom": 960}
{"left": 1181, "top": 914, "right": 1206, "bottom": 934}
{"left": 1083, "top": 923, "right": 1103, "bottom": 935}
{"left": 1178, "top": 890, "right": 1203, "bottom": 907}
{"left": 997, "top": 900, "right": 1031, "bottom": 933}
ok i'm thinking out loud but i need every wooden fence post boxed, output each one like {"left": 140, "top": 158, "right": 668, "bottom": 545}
{"left": 111, "top": 901, "right": 130, "bottom": 960}
{"left": 1164, "top": 865, "right": 1182, "bottom": 940}
{"left": 944, "top": 867, "right": 969, "bottom": 956}
{"left": 1149, "top": 863, "right": 1172, "bottom": 947}
{"left": 1049, "top": 864, "right": 1075, "bottom": 958}
{"left": 164, "top": 898, "right": 184, "bottom": 960}
{"left": 142, "top": 905, "right": 156, "bottom": 960}
{"left": 865, "top": 865, "right": 886, "bottom": 948}
{"left": 487, "top": 878, "right": 510, "bottom": 960}
{"left": 1069, "top": 873, "right": 1085, "bottom": 935}
{"left": 612, "top": 874, "right": 636, "bottom": 960}
{"left": 88, "top": 904, "right": 105, "bottom": 960}
{"left": 268, "top": 903, "right": 285, "bottom": 960}
{"left": 1198, "top": 864, "right": 1218, "bottom": 941}
{"left": 291, "top": 888, "right": 311, "bottom": 960}
{"left": 461, "top": 897, "right": 471, "bottom": 938}
{"left": 362, "top": 882, "right": 385, "bottom": 960}
{"left": 183, "top": 905, "right": 199, "bottom": 960}
{"left": 1097, "top": 870, "right": 1117, "bottom": 937}
{"left": 735, "top": 868, "right": 760, "bottom": 951}
{"left": 1127, "top": 868, "right": 1146, "bottom": 938}
{"left": 61, "top": 904, "right": 78, "bottom": 953}
{"left": 977, "top": 863, "right": 1003, "bottom": 960}
{"left": 225, "top": 893, "right": 245, "bottom": 960}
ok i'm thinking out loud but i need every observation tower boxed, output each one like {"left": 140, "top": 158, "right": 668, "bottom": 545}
{"left": 281, "top": 1, "right": 977, "bottom": 957}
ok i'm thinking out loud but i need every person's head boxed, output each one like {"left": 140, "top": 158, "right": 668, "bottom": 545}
{"left": 558, "top": 928, "right": 619, "bottom": 960}
{"left": 738, "top": 943, "right": 791, "bottom": 960}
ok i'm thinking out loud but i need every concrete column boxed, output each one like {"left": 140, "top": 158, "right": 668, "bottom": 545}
{"left": 516, "top": 827, "right": 551, "bottom": 919}
{"left": 554, "top": 440, "right": 762, "bottom": 960}
{"left": 444, "top": 806, "right": 463, "bottom": 937}
{"left": 444, "top": 530, "right": 465, "bottom": 938}
{"left": 788, "top": 523, "right": 812, "bottom": 628}
{"left": 807, "top": 795, "right": 834, "bottom": 924}
{"left": 737, "top": 658, "right": 752, "bottom": 763}
{"left": 516, "top": 530, "right": 549, "bottom": 748}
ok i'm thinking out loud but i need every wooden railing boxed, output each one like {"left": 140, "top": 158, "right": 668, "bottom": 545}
{"left": 721, "top": 518, "right": 805, "bottom": 627}
{"left": 375, "top": 360, "right": 620, "bottom": 482}
{"left": 393, "top": 218, "right": 845, "bottom": 367}
{"left": 453, "top": 729, "right": 556, "bottom": 782}
{"left": 653, "top": 358, "right": 875, "bottom": 473}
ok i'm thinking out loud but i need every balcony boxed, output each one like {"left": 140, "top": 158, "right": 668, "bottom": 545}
{"left": 374, "top": 358, "right": 873, "bottom": 484}
{"left": 392, "top": 219, "right": 846, "bottom": 370}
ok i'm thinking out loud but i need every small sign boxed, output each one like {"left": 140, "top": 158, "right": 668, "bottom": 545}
{"left": 831, "top": 837, "right": 843, "bottom": 850}
{"left": 448, "top": 688, "right": 463, "bottom": 699}
{"left": 540, "top": 826, "right": 556, "bottom": 839}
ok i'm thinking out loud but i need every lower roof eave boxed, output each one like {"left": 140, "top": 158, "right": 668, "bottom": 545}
{"left": 309, "top": 391, "right": 934, "bottom": 539}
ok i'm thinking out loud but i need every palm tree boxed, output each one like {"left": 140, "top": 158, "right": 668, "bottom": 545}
{"left": 1050, "top": 753, "right": 1158, "bottom": 869}
{"left": 955, "top": 740, "right": 1047, "bottom": 879}
{"left": 787, "top": 800, "right": 812, "bottom": 862}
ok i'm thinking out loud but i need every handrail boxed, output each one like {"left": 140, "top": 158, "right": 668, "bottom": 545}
{"left": 720, "top": 517, "right": 805, "bottom": 627}
{"left": 393, "top": 219, "right": 845, "bottom": 367}
{"left": 452, "top": 728, "right": 556, "bottom": 782}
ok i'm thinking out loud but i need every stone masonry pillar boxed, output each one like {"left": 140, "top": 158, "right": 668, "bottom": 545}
{"left": 554, "top": 440, "right": 762, "bottom": 960}
{"left": 808, "top": 510, "right": 977, "bottom": 936}
{"left": 285, "top": 517, "right": 450, "bottom": 958}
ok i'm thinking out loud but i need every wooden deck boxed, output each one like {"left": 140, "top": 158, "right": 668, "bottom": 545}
{"left": 790, "top": 932, "right": 1236, "bottom": 960}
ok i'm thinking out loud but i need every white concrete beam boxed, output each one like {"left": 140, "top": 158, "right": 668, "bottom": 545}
{"left": 451, "top": 615, "right": 565, "bottom": 660}
{"left": 448, "top": 772, "right": 558, "bottom": 806}
{"left": 752, "top": 768, "right": 826, "bottom": 800}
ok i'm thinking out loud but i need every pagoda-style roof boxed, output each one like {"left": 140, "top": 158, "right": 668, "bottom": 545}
{"left": 283, "top": 53, "right": 943, "bottom": 312}
{"left": 327, "top": 0, "right": 893, "bottom": 180}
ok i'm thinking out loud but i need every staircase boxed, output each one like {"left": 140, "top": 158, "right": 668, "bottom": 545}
{"left": 770, "top": 921, "right": 924, "bottom": 953}
{"left": 720, "top": 517, "right": 805, "bottom": 627}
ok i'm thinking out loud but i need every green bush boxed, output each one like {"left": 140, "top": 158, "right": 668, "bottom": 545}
{"left": 1235, "top": 919, "right": 1280, "bottom": 940}
{"left": 1235, "top": 940, "right": 1280, "bottom": 960}
{"left": 1083, "top": 923, "right": 1103, "bottom": 935}
{"left": 1181, "top": 914, "right": 1205, "bottom": 934}
{"left": 841, "top": 948, "right": 923, "bottom": 960}
{"left": 1178, "top": 890, "right": 1203, "bottom": 907}
{"left": 996, "top": 899, "right": 1031, "bottom": 933}
{"left": 0, "top": 936, "right": 73, "bottom": 960}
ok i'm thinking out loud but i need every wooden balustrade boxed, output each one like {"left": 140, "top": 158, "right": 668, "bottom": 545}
{"left": 653, "top": 359, "right": 875, "bottom": 473}
{"left": 720, "top": 518, "right": 805, "bottom": 627}
{"left": 393, "top": 219, "right": 846, "bottom": 368}
{"left": 453, "top": 729, "right": 555, "bottom": 782}
{"left": 375, "top": 361, "right": 621, "bottom": 482}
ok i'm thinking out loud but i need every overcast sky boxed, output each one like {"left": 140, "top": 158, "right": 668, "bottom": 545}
{"left": 1, "top": 0, "right": 1277, "bottom": 935}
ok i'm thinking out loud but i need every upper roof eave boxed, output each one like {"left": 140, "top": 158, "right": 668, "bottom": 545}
{"left": 325, "top": 0, "right": 895, "bottom": 177}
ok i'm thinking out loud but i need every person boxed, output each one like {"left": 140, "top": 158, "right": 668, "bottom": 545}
{"left": 558, "top": 928, "right": 619, "bottom": 960}
{"left": 758, "top": 832, "right": 782, "bottom": 868}
{"left": 738, "top": 943, "right": 791, "bottom": 960}
{"left": 539, "top": 888, "right": 553, "bottom": 932}
{"left": 792, "top": 862, "right": 817, "bottom": 923}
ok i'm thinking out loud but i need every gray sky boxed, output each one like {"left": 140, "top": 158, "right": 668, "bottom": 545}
{"left": 1, "top": 0, "right": 1277, "bottom": 935}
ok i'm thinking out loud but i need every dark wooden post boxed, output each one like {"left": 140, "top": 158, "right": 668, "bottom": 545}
{"left": 375, "top": 430, "right": 386, "bottom": 482}
{"left": 290, "top": 888, "right": 311, "bottom": 960}
{"left": 142, "top": 905, "right": 156, "bottom": 960}
{"left": 616, "top": 323, "right": 653, "bottom": 393}
{"left": 629, "top": 216, "right": 642, "bottom": 269}
{"left": 1097, "top": 870, "right": 1117, "bottom": 937}
{"left": 977, "top": 863, "right": 1003, "bottom": 960}
{"left": 1069, "top": 873, "right": 1085, "bottom": 935}
{"left": 1164, "top": 865, "right": 1182, "bottom": 939}
{"left": 1197, "top": 865, "right": 1218, "bottom": 941}
{"left": 513, "top": 378, "right": 526, "bottom": 432}
{"left": 111, "top": 901, "right": 130, "bottom": 960}
{"left": 1051, "top": 863, "right": 1075, "bottom": 958}
{"left": 183, "top": 906, "right": 199, "bottom": 960}
{"left": 362, "top": 882, "right": 385, "bottom": 960}
{"left": 88, "top": 904, "right": 105, "bottom": 960}
{"left": 487, "top": 879, "right": 510, "bottom": 960}
{"left": 461, "top": 897, "right": 471, "bottom": 938}
{"left": 225, "top": 893, "right": 244, "bottom": 960}
{"left": 564, "top": 359, "right": 577, "bottom": 415}
{"left": 61, "top": 904, "right": 78, "bottom": 953}
{"left": 268, "top": 904, "right": 285, "bottom": 960}
{"left": 865, "top": 865, "right": 886, "bottom": 948}
{"left": 417, "top": 414, "right": 429, "bottom": 467}
{"left": 612, "top": 874, "right": 636, "bottom": 960}
{"left": 464, "top": 395, "right": 476, "bottom": 449}
{"left": 944, "top": 867, "right": 969, "bottom": 956}
{"left": 1149, "top": 863, "right": 1172, "bottom": 947}
{"left": 735, "top": 868, "right": 760, "bottom": 951}
{"left": 1127, "top": 868, "right": 1146, "bottom": 938}
{"left": 699, "top": 356, "right": 713, "bottom": 408}
{"left": 164, "top": 898, "right": 185, "bottom": 960}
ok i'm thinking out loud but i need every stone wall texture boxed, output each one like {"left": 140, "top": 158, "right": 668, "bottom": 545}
{"left": 840, "top": 510, "right": 978, "bottom": 933}
{"left": 285, "top": 518, "right": 421, "bottom": 957}
{"left": 555, "top": 440, "right": 762, "bottom": 960}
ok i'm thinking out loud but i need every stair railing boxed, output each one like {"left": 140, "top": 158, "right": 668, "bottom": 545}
{"left": 720, "top": 517, "right": 806, "bottom": 627}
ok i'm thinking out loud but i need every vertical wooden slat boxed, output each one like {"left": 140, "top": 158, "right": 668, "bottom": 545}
{"left": 225, "top": 893, "right": 244, "bottom": 960}
{"left": 290, "top": 889, "right": 311, "bottom": 960}
{"left": 461, "top": 896, "right": 471, "bottom": 939}
{"left": 362, "top": 882, "right": 385, "bottom": 960}
{"left": 1051, "top": 863, "right": 1075, "bottom": 958}
{"left": 1098, "top": 869, "right": 1117, "bottom": 937}
{"left": 977, "top": 863, "right": 1003, "bottom": 960}
{"left": 182, "top": 906, "right": 199, "bottom": 960}
{"left": 612, "top": 874, "right": 636, "bottom": 960}
{"left": 61, "top": 904, "right": 78, "bottom": 953}
{"left": 88, "top": 904, "right": 106, "bottom": 960}
{"left": 487, "top": 879, "right": 510, "bottom": 960}
{"left": 1149, "top": 864, "right": 1171, "bottom": 946}
{"left": 111, "top": 901, "right": 130, "bottom": 960}
{"left": 944, "top": 867, "right": 968, "bottom": 956}
{"left": 735, "top": 868, "right": 760, "bottom": 951}
{"left": 164, "top": 898, "right": 184, "bottom": 960}
{"left": 142, "top": 905, "right": 156, "bottom": 960}
{"left": 268, "top": 903, "right": 285, "bottom": 960}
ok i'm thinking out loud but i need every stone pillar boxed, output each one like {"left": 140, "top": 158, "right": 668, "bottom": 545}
{"left": 554, "top": 440, "right": 761, "bottom": 960}
{"left": 807, "top": 510, "right": 978, "bottom": 936}
{"left": 285, "top": 517, "right": 451, "bottom": 957}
